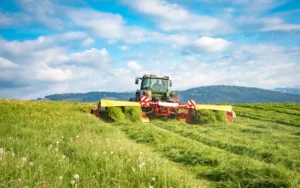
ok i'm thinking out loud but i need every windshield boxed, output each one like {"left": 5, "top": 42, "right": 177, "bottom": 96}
{"left": 150, "top": 78, "right": 168, "bottom": 91}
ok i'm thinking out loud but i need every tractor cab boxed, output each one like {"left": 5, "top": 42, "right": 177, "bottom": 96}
{"left": 134, "top": 74, "right": 177, "bottom": 102}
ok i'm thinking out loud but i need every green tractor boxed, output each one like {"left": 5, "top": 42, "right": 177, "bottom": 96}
{"left": 88, "top": 74, "right": 235, "bottom": 123}
{"left": 132, "top": 74, "right": 179, "bottom": 102}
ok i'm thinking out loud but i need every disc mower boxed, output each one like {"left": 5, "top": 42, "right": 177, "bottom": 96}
{"left": 87, "top": 74, "right": 236, "bottom": 123}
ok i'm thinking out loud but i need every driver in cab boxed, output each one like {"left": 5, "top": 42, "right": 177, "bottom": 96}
{"left": 152, "top": 80, "right": 163, "bottom": 90}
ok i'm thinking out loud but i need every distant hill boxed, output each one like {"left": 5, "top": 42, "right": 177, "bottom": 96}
{"left": 42, "top": 85, "right": 300, "bottom": 103}
{"left": 43, "top": 91, "right": 134, "bottom": 102}
{"left": 275, "top": 87, "right": 300, "bottom": 95}
{"left": 180, "top": 86, "right": 300, "bottom": 103}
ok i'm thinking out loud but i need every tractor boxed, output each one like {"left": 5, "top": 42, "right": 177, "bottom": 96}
{"left": 132, "top": 74, "right": 178, "bottom": 102}
{"left": 88, "top": 74, "right": 235, "bottom": 123}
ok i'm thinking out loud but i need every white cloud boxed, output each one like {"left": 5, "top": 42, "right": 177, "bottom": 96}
{"left": 67, "top": 7, "right": 195, "bottom": 46}
{"left": 0, "top": 57, "right": 19, "bottom": 69}
{"left": 0, "top": 57, "right": 21, "bottom": 82}
{"left": 197, "top": 0, "right": 282, "bottom": 15}
{"left": 121, "top": 26, "right": 195, "bottom": 46}
{"left": 124, "top": 0, "right": 189, "bottom": 22}
{"left": 2, "top": 0, "right": 197, "bottom": 47}
{"left": 68, "top": 9, "right": 124, "bottom": 38}
{"left": 81, "top": 38, "right": 95, "bottom": 46}
{"left": 194, "top": 37, "right": 230, "bottom": 52}
{"left": 1, "top": 43, "right": 299, "bottom": 99}
{"left": 261, "top": 17, "right": 300, "bottom": 31}
{"left": 0, "top": 13, "right": 13, "bottom": 26}
{"left": 67, "top": 48, "right": 110, "bottom": 66}
{"left": 0, "top": 0, "right": 299, "bottom": 99}
{"left": 183, "top": 36, "right": 230, "bottom": 54}
{"left": 0, "top": 31, "right": 87, "bottom": 57}
{"left": 0, "top": 12, "right": 31, "bottom": 27}
{"left": 194, "top": 0, "right": 297, "bottom": 33}
{"left": 36, "top": 64, "right": 73, "bottom": 82}
{"left": 236, "top": 15, "right": 300, "bottom": 32}
{"left": 60, "top": 31, "right": 86, "bottom": 40}
{"left": 122, "top": 52, "right": 145, "bottom": 61}
{"left": 122, "top": 0, "right": 231, "bottom": 33}
{"left": 224, "top": 8, "right": 235, "bottom": 13}
{"left": 0, "top": 32, "right": 107, "bottom": 74}
{"left": 0, "top": 34, "right": 112, "bottom": 98}
{"left": 120, "top": 45, "right": 129, "bottom": 51}
{"left": 238, "top": 0, "right": 284, "bottom": 15}
{"left": 18, "top": 47, "right": 110, "bottom": 67}
{"left": 184, "top": 56, "right": 197, "bottom": 63}
{"left": 127, "top": 61, "right": 142, "bottom": 71}
{"left": 107, "top": 39, "right": 117, "bottom": 44}
{"left": 122, "top": 26, "right": 154, "bottom": 43}
{"left": 162, "top": 34, "right": 194, "bottom": 46}
{"left": 17, "top": 0, "right": 65, "bottom": 29}
{"left": 169, "top": 44, "right": 300, "bottom": 90}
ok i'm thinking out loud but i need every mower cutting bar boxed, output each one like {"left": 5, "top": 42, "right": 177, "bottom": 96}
{"left": 99, "top": 100, "right": 232, "bottom": 112}
{"left": 196, "top": 104, "right": 232, "bottom": 112}
{"left": 100, "top": 100, "right": 140, "bottom": 107}
{"left": 98, "top": 99, "right": 185, "bottom": 109}
{"left": 89, "top": 98, "right": 235, "bottom": 123}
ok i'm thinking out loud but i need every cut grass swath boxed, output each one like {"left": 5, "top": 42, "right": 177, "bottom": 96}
{"left": 106, "top": 106, "right": 142, "bottom": 123}
{"left": 192, "top": 110, "right": 227, "bottom": 124}
{"left": 152, "top": 120, "right": 300, "bottom": 171}
{"left": 118, "top": 123, "right": 298, "bottom": 187}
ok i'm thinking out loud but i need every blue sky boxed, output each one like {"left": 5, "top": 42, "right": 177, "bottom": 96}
{"left": 0, "top": 0, "right": 300, "bottom": 99}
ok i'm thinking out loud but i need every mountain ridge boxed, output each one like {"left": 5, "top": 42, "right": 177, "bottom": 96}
{"left": 275, "top": 86, "right": 300, "bottom": 95}
{"left": 41, "top": 85, "right": 300, "bottom": 103}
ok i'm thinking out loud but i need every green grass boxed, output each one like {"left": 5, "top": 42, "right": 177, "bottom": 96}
{"left": 152, "top": 120, "right": 300, "bottom": 170}
{"left": 236, "top": 103, "right": 300, "bottom": 116}
{"left": 1, "top": 100, "right": 300, "bottom": 187}
{"left": 119, "top": 122, "right": 298, "bottom": 187}
{"left": 0, "top": 99, "right": 206, "bottom": 187}
{"left": 234, "top": 106, "right": 300, "bottom": 127}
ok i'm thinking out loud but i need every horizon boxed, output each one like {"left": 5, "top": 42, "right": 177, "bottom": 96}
{"left": 1, "top": 0, "right": 300, "bottom": 99}
{"left": 42, "top": 85, "right": 299, "bottom": 99}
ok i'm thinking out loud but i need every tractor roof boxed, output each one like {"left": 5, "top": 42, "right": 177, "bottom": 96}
{"left": 143, "top": 74, "right": 170, "bottom": 80}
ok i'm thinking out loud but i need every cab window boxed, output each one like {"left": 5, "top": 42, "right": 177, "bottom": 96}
{"left": 141, "top": 78, "right": 150, "bottom": 90}
{"left": 151, "top": 79, "right": 168, "bottom": 91}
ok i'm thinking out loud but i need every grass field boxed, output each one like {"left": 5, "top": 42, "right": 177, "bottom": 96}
{"left": 0, "top": 99, "right": 299, "bottom": 187}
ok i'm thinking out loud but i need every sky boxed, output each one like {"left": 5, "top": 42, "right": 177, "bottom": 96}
{"left": 0, "top": 0, "right": 300, "bottom": 99}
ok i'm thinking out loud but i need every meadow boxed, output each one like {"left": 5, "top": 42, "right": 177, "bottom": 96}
{"left": 0, "top": 99, "right": 299, "bottom": 187}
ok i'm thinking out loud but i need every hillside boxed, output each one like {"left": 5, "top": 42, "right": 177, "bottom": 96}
{"left": 181, "top": 85, "right": 300, "bottom": 103}
{"left": 42, "top": 85, "right": 300, "bottom": 103}
{"left": 1, "top": 100, "right": 300, "bottom": 187}
{"left": 43, "top": 91, "right": 134, "bottom": 102}
{"left": 275, "top": 86, "right": 300, "bottom": 95}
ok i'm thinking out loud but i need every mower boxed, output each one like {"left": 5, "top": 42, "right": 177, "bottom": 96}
{"left": 87, "top": 74, "right": 235, "bottom": 123}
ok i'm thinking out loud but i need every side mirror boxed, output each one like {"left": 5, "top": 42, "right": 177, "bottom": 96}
{"left": 169, "top": 80, "right": 172, "bottom": 87}
{"left": 135, "top": 78, "right": 139, "bottom": 84}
